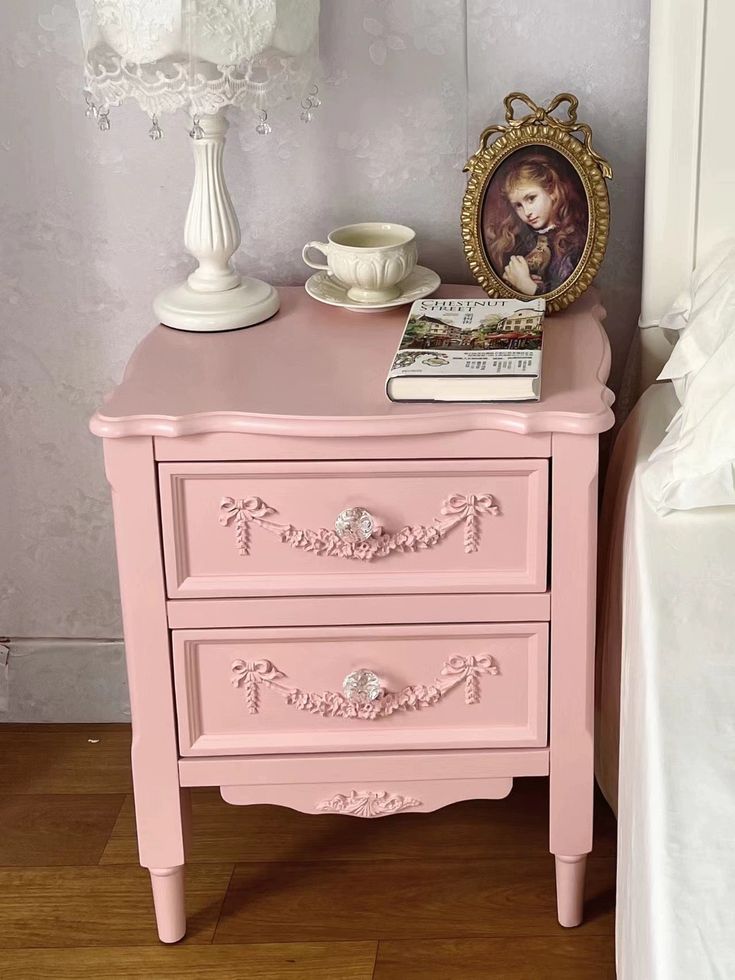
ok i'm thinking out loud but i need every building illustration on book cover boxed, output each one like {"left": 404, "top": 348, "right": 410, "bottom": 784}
{"left": 399, "top": 305, "right": 543, "bottom": 353}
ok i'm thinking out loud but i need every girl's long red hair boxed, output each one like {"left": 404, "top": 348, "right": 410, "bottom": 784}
{"left": 487, "top": 154, "right": 586, "bottom": 273}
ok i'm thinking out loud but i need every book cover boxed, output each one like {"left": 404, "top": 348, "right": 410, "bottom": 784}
{"left": 385, "top": 297, "right": 546, "bottom": 402}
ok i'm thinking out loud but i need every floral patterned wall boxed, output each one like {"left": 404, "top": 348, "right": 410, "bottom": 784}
{"left": 0, "top": 0, "right": 649, "bottom": 716}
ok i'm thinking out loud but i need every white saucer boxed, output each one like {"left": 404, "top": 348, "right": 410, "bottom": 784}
{"left": 305, "top": 265, "right": 441, "bottom": 313}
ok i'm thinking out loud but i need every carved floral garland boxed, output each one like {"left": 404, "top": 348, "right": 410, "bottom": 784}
{"left": 218, "top": 492, "right": 499, "bottom": 561}
{"left": 230, "top": 654, "right": 499, "bottom": 720}
{"left": 316, "top": 790, "right": 421, "bottom": 817}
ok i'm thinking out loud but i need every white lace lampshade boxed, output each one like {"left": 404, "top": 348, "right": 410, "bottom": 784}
{"left": 76, "top": 0, "right": 321, "bottom": 331}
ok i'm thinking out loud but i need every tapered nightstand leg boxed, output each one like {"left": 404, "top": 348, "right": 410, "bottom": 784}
{"left": 549, "top": 434, "right": 598, "bottom": 928}
{"left": 150, "top": 867, "right": 186, "bottom": 943}
{"left": 105, "top": 439, "right": 190, "bottom": 943}
{"left": 554, "top": 854, "right": 587, "bottom": 927}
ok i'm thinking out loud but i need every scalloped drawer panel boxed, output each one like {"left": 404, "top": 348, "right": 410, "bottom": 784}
{"left": 158, "top": 458, "right": 548, "bottom": 598}
{"left": 172, "top": 623, "right": 549, "bottom": 756}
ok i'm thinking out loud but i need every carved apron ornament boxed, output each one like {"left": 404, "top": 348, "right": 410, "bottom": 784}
{"left": 218, "top": 492, "right": 500, "bottom": 560}
{"left": 316, "top": 790, "right": 421, "bottom": 817}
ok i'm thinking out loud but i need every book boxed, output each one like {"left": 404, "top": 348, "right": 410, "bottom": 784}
{"left": 385, "top": 297, "right": 546, "bottom": 402}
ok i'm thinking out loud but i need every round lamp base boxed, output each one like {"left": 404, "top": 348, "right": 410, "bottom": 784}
{"left": 154, "top": 277, "right": 280, "bottom": 332}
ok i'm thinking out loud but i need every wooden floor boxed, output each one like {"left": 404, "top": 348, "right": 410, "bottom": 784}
{"left": 0, "top": 724, "right": 617, "bottom": 979}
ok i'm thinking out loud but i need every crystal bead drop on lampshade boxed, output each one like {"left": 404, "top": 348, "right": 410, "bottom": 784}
{"left": 74, "top": 0, "right": 321, "bottom": 333}
{"left": 343, "top": 670, "right": 382, "bottom": 704}
{"left": 334, "top": 507, "right": 375, "bottom": 543}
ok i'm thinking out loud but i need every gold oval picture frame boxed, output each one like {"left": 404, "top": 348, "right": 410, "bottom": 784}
{"left": 461, "top": 93, "right": 612, "bottom": 313}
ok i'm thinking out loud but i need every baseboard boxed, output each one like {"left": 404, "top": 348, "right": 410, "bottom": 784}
{"left": 0, "top": 638, "right": 130, "bottom": 723}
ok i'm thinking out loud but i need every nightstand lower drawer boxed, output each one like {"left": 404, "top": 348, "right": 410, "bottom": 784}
{"left": 172, "top": 623, "right": 548, "bottom": 756}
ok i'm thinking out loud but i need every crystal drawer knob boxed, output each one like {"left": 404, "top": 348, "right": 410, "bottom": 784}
{"left": 343, "top": 669, "right": 382, "bottom": 703}
{"left": 335, "top": 507, "right": 375, "bottom": 543}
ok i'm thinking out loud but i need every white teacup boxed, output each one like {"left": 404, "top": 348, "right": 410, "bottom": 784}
{"left": 302, "top": 222, "right": 418, "bottom": 303}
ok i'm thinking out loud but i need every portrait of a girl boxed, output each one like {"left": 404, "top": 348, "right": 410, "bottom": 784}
{"left": 482, "top": 149, "right": 588, "bottom": 297}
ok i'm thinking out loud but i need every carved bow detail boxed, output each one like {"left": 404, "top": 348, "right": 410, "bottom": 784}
{"left": 441, "top": 494, "right": 499, "bottom": 554}
{"left": 441, "top": 654, "right": 499, "bottom": 704}
{"left": 219, "top": 496, "right": 273, "bottom": 525}
{"left": 441, "top": 493, "right": 499, "bottom": 519}
{"left": 231, "top": 659, "right": 284, "bottom": 714}
{"left": 219, "top": 497, "right": 274, "bottom": 555}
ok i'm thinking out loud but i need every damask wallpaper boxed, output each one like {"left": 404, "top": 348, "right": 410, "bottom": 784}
{"left": 0, "top": 0, "right": 649, "bottom": 718}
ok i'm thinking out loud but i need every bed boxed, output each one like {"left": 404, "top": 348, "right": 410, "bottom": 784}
{"left": 595, "top": 1, "right": 735, "bottom": 976}
{"left": 597, "top": 381, "right": 735, "bottom": 977}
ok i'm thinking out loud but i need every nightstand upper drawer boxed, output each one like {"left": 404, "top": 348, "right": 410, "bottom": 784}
{"left": 159, "top": 458, "right": 548, "bottom": 598}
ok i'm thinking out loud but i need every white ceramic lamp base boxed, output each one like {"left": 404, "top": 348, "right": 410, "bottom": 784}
{"left": 158, "top": 110, "right": 279, "bottom": 332}
{"left": 154, "top": 277, "right": 279, "bottom": 332}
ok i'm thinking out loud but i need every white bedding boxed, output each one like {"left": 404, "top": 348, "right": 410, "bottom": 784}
{"left": 596, "top": 381, "right": 735, "bottom": 979}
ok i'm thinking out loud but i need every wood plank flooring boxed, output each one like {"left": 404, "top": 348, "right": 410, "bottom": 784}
{"left": 0, "top": 724, "right": 616, "bottom": 979}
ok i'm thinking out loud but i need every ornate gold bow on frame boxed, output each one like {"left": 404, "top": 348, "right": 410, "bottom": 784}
{"left": 478, "top": 92, "right": 613, "bottom": 180}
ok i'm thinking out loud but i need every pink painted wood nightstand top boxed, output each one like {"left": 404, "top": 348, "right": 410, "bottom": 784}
{"left": 90, "top": 285, "right": 614, "bottom": 439}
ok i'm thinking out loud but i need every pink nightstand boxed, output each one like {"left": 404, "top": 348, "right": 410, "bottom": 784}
{"left": 92, "top": 284, "right": 614, "bottom": 942}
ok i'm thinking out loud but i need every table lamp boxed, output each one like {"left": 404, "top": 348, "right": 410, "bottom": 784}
{"left": 76, "top": 0, "right": 321, "bottom": 331}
